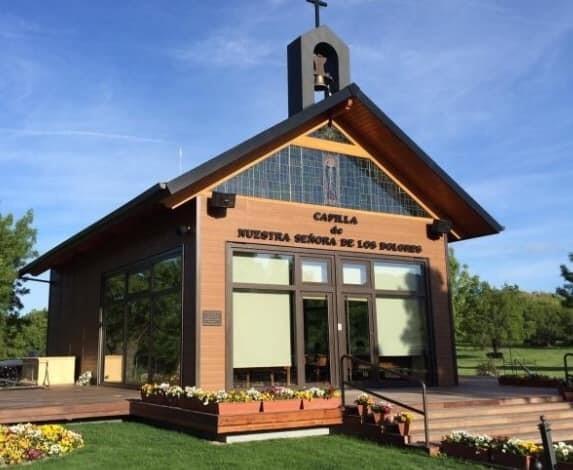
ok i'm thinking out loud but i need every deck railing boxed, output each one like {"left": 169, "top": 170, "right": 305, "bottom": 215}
{"left": 339, "top": 354, "right": 430, "bottom": 449}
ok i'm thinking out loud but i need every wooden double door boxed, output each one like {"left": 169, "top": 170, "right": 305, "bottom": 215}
{"left": 301, "top": 291, "right": 378, "bottom": 387}
{"left": 299, "top": 254, "right": 384, "bottom": 387}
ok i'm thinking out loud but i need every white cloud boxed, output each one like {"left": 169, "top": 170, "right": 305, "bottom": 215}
{"left": 0, "top": 128, "right": 168, "bottom": 144}
{"left": 171, "top": 33, "right": 275, "bottom": 68}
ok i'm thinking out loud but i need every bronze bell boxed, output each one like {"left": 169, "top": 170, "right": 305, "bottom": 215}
{"left": 313, "top": 53, "right": 332, "bottom": 93}
{"left": 314, "top": 73, "right": 331, "bottom": 91}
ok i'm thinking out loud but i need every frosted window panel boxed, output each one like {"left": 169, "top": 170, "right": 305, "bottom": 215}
{"left": 302, "top": 260, "right": 329, "bottom": 283}
{"left": 343, "top": 263, "right": 368, "bottom": 285}
{"left": 374, "top": 262, "right": 422, "bottom": 291}
{"left": 233, "top": 253, "right": 292, "bottom": 285}
{"left": 104, "top": 355, "right": 123, "bottom": 382}
{"left": 233, "top": 292, "right": 292, "bottom": 368}
{"left": 376, "top": 297, "right": 425, "bottom": 356}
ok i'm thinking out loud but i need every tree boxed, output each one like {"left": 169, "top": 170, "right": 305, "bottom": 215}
{"left": 3, "top": 309, "right": 47, "bottom": 358}
{"left": 0, "top": 210, "right": 37, "bottom": 358}
{"left": 448, "top": 248, "right": 489, "bottom": 343}
{"left": 480, "top": 285, "right": 526, "bottom": 353}
{"left": 522, "top": 292, "right": 571, "bottom": 346}
{"left": 557, "top": 253, "right": 573, "bottom": 308}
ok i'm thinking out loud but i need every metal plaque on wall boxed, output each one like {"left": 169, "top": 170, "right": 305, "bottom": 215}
{"left": 202, "top": 310, "right": 222, "bottom": 326}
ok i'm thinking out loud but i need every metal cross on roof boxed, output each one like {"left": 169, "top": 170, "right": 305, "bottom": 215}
{"left": 306, "top": 0, "right": 328, "bottom": 28}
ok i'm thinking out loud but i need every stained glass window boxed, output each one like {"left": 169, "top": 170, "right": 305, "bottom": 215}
{"left": 308, "top": 124, "right": 353, "bottom": 144}
{"left": 214, "top": 145, "right": 428, "bottom": 218}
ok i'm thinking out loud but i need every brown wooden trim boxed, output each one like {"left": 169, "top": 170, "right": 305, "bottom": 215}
{"left": 292, "top": 135, "right": 370, "bottom": 158}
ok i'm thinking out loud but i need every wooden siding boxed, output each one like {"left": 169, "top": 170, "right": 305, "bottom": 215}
{"left": 197, "top": 194, "right": 456, "bottom": 390}
{"left": 46, "top": 202, "right": 198, "bottom": 386}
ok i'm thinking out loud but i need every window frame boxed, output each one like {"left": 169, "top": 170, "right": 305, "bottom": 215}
{"left": 100, "top": 248, "right": 183, "bottom": 387}
{"left": 226, "top": 243, "right": 437, "bottom": 388}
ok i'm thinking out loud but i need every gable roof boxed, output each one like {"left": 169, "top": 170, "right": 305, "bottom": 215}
{"left": 164, "top": 83, "right": 502, "bottom": 237}
{"left": 20, "top": 83, "right": 502, "bottom": 276}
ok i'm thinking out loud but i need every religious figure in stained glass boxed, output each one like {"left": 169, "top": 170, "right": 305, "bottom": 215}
{"left": 322, "top": 153, "right": 339, "bottom": 205}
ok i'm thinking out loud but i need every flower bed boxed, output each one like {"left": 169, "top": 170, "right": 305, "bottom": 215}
{"left": 140, "top": 383, "right": 341, "bottom": 415}
{"left": 0, "top": 423, "right": 84, "bottom": 466}
{"left": 440, "top": 431, "right": 562, "bottom": 469}
{"left": 497, "top": 374, "right": 562, "bottom": 388}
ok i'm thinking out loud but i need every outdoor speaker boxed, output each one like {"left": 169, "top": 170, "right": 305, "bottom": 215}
{"left": 428, "top": 219, "right": 452, "bottom": 239}
{"left": 209, "top": 192, "right": 236, "bottom": 209}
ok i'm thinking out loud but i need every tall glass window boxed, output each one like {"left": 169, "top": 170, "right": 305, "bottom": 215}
{"left": 232, "top": 251, "right": 296, "bottom": 388}
{"left": 374, "top": 261, "right": 427, "bottom": 378}
{"left": 102, "top": 251, "right": 182, "bottom": 386}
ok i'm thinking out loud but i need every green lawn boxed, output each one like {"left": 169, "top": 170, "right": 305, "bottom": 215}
{"left": 27, "top": 421, "right": 487, "bottom": 470}
{"left": 457, "top": 345, "right": 570, "bottom": 378}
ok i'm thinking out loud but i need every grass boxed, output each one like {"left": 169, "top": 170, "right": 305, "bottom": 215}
{"left": 457, "top": 345, "right": 570, "bottom": 378}
{"left": 27, "top": 421, "right": 486, "bottom": 470}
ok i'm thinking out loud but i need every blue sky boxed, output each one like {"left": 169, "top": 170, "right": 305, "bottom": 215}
{"left": 1, "top": 0, "right": 572, "bottom": 312}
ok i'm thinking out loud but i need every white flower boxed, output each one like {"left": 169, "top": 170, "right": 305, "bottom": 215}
{"left": 48, "top": 444, "right": 63, "bottom": 456}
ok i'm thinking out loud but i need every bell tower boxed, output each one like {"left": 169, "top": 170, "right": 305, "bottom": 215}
{"left": 287, "top": 25, "right": 351, "bottom": 116}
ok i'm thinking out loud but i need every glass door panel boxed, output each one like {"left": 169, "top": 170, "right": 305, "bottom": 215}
{"left": 103, "top": 303, "right": 124, "bottom": 383}
{"left": 345, "top": 296, "right": 373, "bottom": 382}
{"left": 303, "top": 295, "right": 331, "bottom": 384}
{"left": 125, "top": 298, "right": 151, "bottom": 385}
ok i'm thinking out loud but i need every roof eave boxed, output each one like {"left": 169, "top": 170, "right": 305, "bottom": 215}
{"left": 19, "top": 183, "right": 170, "bottom": 276}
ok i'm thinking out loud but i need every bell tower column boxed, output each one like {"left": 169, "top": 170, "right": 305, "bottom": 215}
{"left": 287, "top": 25, "right": 351, "bottom": 116}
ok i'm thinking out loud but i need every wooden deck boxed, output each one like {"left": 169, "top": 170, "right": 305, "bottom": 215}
{"left": 0, "top": 386, "right": 138, "bottom": 424}
{"left": 0, "top": 378, "right": 570, "bottom": 443}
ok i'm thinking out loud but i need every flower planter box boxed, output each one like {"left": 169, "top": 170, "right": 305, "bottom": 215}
{"left": 368, "top": 411, "right": 391, "bottom": 425}
{"left": 166, "top": 396, "right": 182, "bottom": 407}
{"left": 261, "top": 399, "right": 301, "bottom": 413}
{"left": 440, "top": 442, "right": 490, "bottom": 463}
{"left": 556, "top": 463, "right": 573, "bottom": 470}
{"left": 201, "top": 401, "right": 262, "bottom": 415}
{"left": 179, "top": 397, "right": 204, "bottom": 411}
{"left": 490, "top": 450, "right": 535, "bottom": 470}
{"left": 354, "top": 404, "right": 370, "bottom": 418}
{"left": 141, "top": 394, "right": 167, "bottom": 406}
{"left": 383, "top": 422, "right": 410, "bottom": 437}
{"left": 301, "top": 397, "right": 341, "bottom": 410}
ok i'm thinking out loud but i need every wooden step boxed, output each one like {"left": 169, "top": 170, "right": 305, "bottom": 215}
{"left": 410, "top": 409, "right": 573, "bottom": 431}
{"left": 422, "top": 400, "right": 572, "bottom": 419}
{"left": 427, "top": 394, "right": 562, "bottom": 409}
{"left": 410, "top": 417, "right": 573, "bottom": 444}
